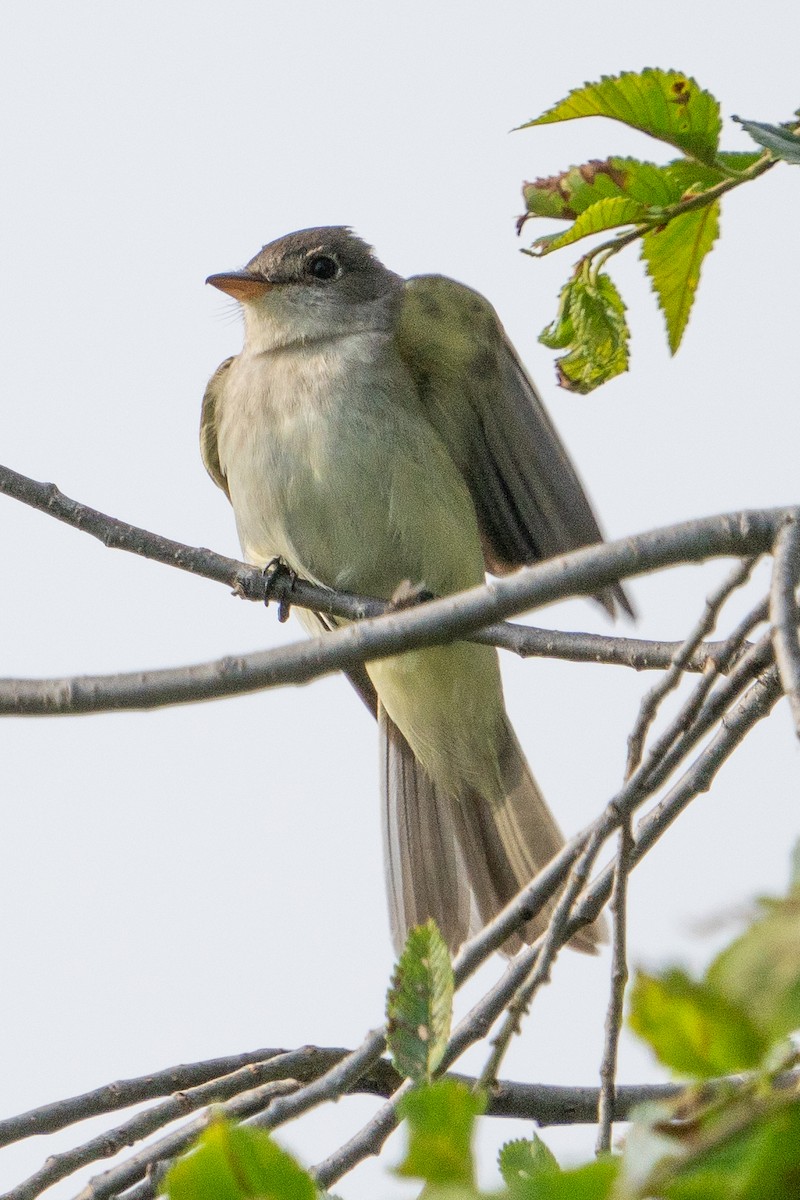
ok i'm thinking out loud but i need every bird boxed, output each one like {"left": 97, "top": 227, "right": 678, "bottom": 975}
{"left": 202, "top": 226, "right": 631, "bottom": 956}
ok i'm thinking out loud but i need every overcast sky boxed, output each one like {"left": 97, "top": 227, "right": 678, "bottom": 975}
{"left": 2, "top": 3, "right": 799, "bottom": 1197}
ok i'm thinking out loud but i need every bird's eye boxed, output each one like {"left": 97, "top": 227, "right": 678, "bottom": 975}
{"left": 307, "top": 255, "right": 339, "bottom": 281}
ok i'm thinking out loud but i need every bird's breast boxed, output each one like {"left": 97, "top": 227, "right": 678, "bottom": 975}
{"left": 216, "top": 332, "right": 485, "bottom": 599}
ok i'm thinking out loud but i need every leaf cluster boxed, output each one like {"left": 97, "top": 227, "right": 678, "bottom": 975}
{"left": 518, "top": 69, "right": 797, "bottom": 391}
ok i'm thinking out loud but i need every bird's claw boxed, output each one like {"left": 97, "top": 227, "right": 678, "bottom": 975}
{"left": 389, "top": 579, "right": 435, "bottom": 611}
{"left": 263, "top": 557, "right": 297, "bottom": 623}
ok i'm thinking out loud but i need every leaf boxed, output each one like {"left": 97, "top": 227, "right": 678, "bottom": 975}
{"left": 641, "top": 199, "right": 719, "bottom": 353}
{"left": 519, "top": 69, "right": 722, "bottom": 165}
{"left": 734, "top": 117, "right": 800, "bottom": 165}
{"left": 522, "top": 157, "right": 676, "bottom": 223}
{"left": 530, "top": 196, "right": 648, "bottom": 255}
{"left": 508, "top": 1158, "right": 619, "bottom": 1199}
{"left": 706, "top": 889, "right": 800, "bottom": 1044}
{"left": 499, "top": 1135, "right": 560, "bottom": 1189}
{"left": 539, "top": 270, "right": 629, "bottom": 393}
{"left": 628, "top": 969, "right": 767, "bottom": 1077}
{"left": 396, "top": 1078, "right": 486, "bottom": 1187}
{"left": 164, "top": 1118, "right": 316, "bottom": 1200}
{"left": 386, "top": 919, "right": 454, "bottom": 1083}
{"left": 662, "top": 1097, "right": 800, "bottom": 1200}
{"left": 621, "top": 1094, "right": 800, "bottom": 1200}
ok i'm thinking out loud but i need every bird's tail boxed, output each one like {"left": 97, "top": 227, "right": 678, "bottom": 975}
{"left": 380, "top": 706, "right": 605, "bottom": 956}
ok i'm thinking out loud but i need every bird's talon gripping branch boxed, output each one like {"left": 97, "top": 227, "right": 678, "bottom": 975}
{"left": 262, "top": 557, "right": 298, "bottom": 622}
{"left": 389, "top": 579, "right": 436, "bottom": 610}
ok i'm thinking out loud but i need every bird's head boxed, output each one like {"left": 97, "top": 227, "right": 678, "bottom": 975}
{"left": 207, "top": 226, "right": 401, "bottom": 351}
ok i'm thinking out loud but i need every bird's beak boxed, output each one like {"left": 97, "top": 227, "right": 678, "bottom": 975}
{"left": 206, "top": 271, "right": 275, "bottom": 302}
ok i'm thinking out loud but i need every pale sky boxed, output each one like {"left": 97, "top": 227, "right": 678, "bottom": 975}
{"left": 2, "top": 3, "right": 799, "bottom": 1197}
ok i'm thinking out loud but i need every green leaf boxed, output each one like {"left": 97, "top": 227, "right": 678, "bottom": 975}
{"left": 530, "top": 196, "right": 648, "bottom": 255}
{"left": 508, "top": 1158, "right": 619, "bottom": 1199}
{"left": 387, "top": 919, "right": 454, "bottom": 1083}
{"left": 663, "top": 1098, "right": 800, "bottom": 1200}
{"left": 539, "top": 270, "right": 629, "bottom": 393}
{"left": 164, "top": 1118, "right": 316, "bottom": 1200}
{"left": 641, "top": 199, "right": 719, "bottom": 353}
{"left": 522, "top": 157, "right": 679, "bottom": 222}
{"left": 396, "top": 1078, "right": 486, "bottom": 1187}
{"left": 706, "top": 890, "right": 800, "bottom": 1044}
{"left": 629, "top": 969, "right": 767, "bottom": 1077}
{"left": 499, "top": 1135, "right": 560, "bottom": 1189}
{"left": 519, "top": 69, "right": 722, "bottom": 165}
{"left": 622, "top": 1094, "right": 800, "bottom": 1200}
{"left": 734, "top": 117, "right": 800, "bottom": 165}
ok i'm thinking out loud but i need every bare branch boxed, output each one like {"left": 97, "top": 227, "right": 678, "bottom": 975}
{"left": 70, "top": 1080, "right": 301, "bottom": 1200}
{"left": 0, "top": 628, "right": 754, "bottom": 718}
{"left": 0, "top": 1048, "right": 291, "bottom": 1147}
{"left": 596, "top": 818, "right": 632, "bottom": 1155}
{"left": 626, "top": 556, "right": 760, "bottom": 776}
{"left": 476, "top": 826, "right": 604, "bottom": 1091}
{"left": 770, "top": 514, "right": 800, "bottom": 737}
{"left": 0, "top": 460, "right": 793, "bottom": 716}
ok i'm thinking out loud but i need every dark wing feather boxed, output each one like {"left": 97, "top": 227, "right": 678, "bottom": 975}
{"left": 200, "top": 357, "right": 234, "bottom": 497}
{"left": 395, "top": 276, "right": 632, "bottom": 618}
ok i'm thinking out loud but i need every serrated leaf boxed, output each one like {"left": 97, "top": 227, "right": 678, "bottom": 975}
{"left": 396, "top": 1078, "right": 486, "bottom": 1187}
{"left": 522, "top": 157, "right": 684, "bottom": 226}
{"left": 629, "top": 969, "right": 767, "bottom": 1077}
{"left": 622, "top": 1093, "right": 800, "bottom": 1200}
{"left": 642, "top": 200, "right": 719, "bottom": 353}
{"left": 519, "top": 69, "right": 721, "bottom": 165}
{"left": 499, "top": 1135, "right": 560, "bottom": 1189}
{"left": 386, "top": 919, "right": 454, "bottom": 1083}
{"left": 663, "top": 1098, "right": 800, "bottom": 1200}
{"left": 507, "top": 1158, "right": 619, "bottom": 1199}
{"left": 164, "top": 1118, "right": 316, "bottom": 1200}
{"left": 531, "top": 196, "right": 648, "bottom": 255}
{"left": 706, "top": 889, "right": 800, "bottom": 1045}
{"left": 734, "top": 117, "right": 800, "bottom": 165}
{"left": 540, "top": 271, "right": 629, "bottom": 393}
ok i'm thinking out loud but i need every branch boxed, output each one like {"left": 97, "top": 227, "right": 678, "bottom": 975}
{"left": 596, "top": 817, "right": 632, "bottom": 1154}
{"left": 0, "top": 460, "right": 792, "bottom": 714}
{"left": 770, "top": 513, "right": 800, "bottom": 737}
{"left": 0, "top": 1048, "right": 292, "bottom": 1146}
{"left": 626, "top": 555, "right": 760, "bottom": 775}
{"left": 0, "top": 628, "right": 754, "bottom": 717}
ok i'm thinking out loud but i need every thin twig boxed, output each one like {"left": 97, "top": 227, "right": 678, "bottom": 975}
{"left": 0, "top": 1048, "right": 292, "bottom": 1147}
{"left": 0, "top": 628, "right": 755, "bottom": 719}
{"left": 476, "top": 827, "right": 605, "bottom": 1092}
{"left": 626, "top": 556, "right": 760, "bottom": 776}
{"left": 69, "top": 1080, "right": 300, "bottom": 1200}
{"left": 595, "top": 818, "right": 632, "bottom": 1155}
{"left": 770, "top": 514, "right": 800, "bottom": 737}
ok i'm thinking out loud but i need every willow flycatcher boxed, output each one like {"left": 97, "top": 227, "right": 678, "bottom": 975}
{"left": 203, "top": 227, "right": 630, "bottom": 954}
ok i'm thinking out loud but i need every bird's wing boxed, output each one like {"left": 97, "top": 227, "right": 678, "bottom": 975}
{"left": 395, "top": 275, "right": 632, "bottom": 618}
{"left": 200, "top": 356, "right": 234, "bottom": 497}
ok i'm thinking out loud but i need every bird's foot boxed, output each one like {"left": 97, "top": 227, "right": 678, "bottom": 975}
{"left": 262, "top": 557, "right": 297, "bottom": 623}
{"left": 389, "top": 579, "right": 435, "bottom": 611}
